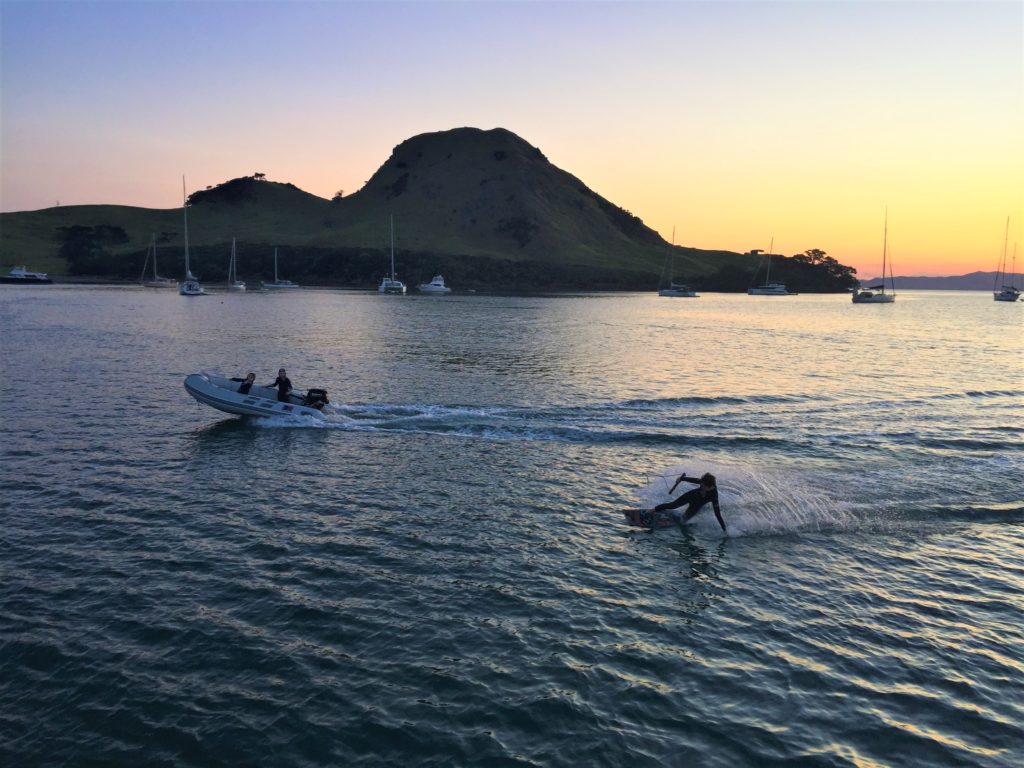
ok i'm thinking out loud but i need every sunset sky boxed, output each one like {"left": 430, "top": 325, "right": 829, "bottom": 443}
{"left": 2, "top": 0, "right": 1021, "bottom": 277}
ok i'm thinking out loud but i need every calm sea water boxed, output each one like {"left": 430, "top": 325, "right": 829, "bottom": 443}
{"left": 1, "top": 286, "right": 1022, "bottom": 767}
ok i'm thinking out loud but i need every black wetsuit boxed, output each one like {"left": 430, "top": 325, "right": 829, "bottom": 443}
{"left": 238, "top": 381, "right": 253, "bottom": 395}
{"left": 271, "top": 376, "right": 292, "bottom": 402}
{"left": 653, "top": 478, "right": 726, "bottom": 532}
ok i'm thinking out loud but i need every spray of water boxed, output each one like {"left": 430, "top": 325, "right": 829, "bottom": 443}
{"left": 637, "top": 461, "right": 858, "bottom": 537}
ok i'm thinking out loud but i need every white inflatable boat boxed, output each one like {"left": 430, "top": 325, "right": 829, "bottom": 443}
{"left": 184, "top": 372, "right": 329, "bottom": 420}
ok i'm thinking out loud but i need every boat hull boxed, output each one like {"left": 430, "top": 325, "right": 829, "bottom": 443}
{"left": 852, "top": 292, "right": 895, "bottom": 303}
{"left": 658, "top": 288, "right": 699, "bottom": 297}
{"left": 184, "top": 373, "right": 326, "bottom": 420}
{"left": 748, "top": 284, "right": 790, "bottom": 295}
{"left": 0, "top": 276, "right": 52, "bottom": 284}
{"left": 993, "top": 290, "right": 1020, "bottom": 302}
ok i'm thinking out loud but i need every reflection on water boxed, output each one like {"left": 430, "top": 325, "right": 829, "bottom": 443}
{"left": 1, "top": 286, "right": 1022, "bottom": 767}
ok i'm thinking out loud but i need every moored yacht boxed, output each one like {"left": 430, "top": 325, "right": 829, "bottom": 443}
{"left": 658, "top": 227, "right": 699, "bottom": 297}
{"left": 992, "top": 218, "right": 1020, "bottom": 302}
{"left": 853, "top": 209, "right": 896, "bottom": 303}
{"left": 1, "top": 266, "right": 52, "bottom": 284}
{"left": 139, "top": 234, "right": 177, "bottom": 289}
{"left": 262, "top": 247, "right": 299, "bottom": 289}
{"left": 227, "top": 238, "right": 246, "bottom": 292}
{"left": 417, "top": 274, "right": 452, "bottom": 293}
{"left": 748, "top": 240, "right": 791, "bottom": 295}
{"left": 378, "top": 217, "right": 406, "bottom": 295}
{"left": 179, "top": 178, "right": 205, "bottom": 296}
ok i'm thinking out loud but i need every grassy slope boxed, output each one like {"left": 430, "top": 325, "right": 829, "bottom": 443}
{"left": 0, "top": 127, "right": 749, "bottom": 281}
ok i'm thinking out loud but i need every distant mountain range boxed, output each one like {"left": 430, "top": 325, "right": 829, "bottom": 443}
{"left": 860, "top": 271, "right": 1021, "bottom": 290}
{"left": 0, "top": 127, "right": 855, "bottom": 291}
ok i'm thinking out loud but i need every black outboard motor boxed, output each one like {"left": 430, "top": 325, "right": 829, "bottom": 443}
{"left": 303, "top": 388, "right": 329, "bottom": 409}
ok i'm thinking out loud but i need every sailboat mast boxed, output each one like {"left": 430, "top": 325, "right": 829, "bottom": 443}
{"left": 182, "top": 177, "right": 191, "bottom": 277}
{"left": 390, "top": 215, "right": 396, "bottom": 280}
{"left": 882, "top": 207, "right": 888, "bottom": 293}
{"left": 766, "top": 237, "right": 774, "bottom": 283}
{"left": 996, "top": 216, "right": 1009, "bottom": 290}
{"left": 274, "top": 247, "right": 279, "bottom": 282}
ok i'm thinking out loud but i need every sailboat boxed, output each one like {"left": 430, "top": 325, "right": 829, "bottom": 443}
{"left": 993, "top": 217, "right": 1020, "bottom": 302}
{"left": 748, "top": 238, "right": 790, "bottom": 295}
{"left": 179, "top": 177, "right": 205, "bottom": 296}
{"left": 853, "top": 208, "right": 896, "bottom": 303}
{"left": 658, "top": 227, "right": 699, "bottom": 297}
{"left": 227, "top": 238, "right": 245, "bottom": 292}
{"left": 139, "top": 233, "right": 177, "bottom": 289}
{"left": 378, "top": 216, "right": 406, "bottom": 294}
{"left": 261, "top": 247, "right": 299, "bottom": 289}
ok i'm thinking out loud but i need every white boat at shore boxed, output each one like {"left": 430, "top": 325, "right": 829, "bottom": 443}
{"left": 262, "top": 247, "right": 299, "bottom": 289}
{"left": 417, "top": 274, "right": 452, "bottom": 293}
{"left": 184, "top": 372, "right": 329, "bottom": 419}
{"left": 378, "top": 216, "right": 406, "bottom": 294}
{"left": 658, "top": 227, "right": 699, "bottom": 297}
{"left": 179, "top": 178, "right": 205, "bottom": 296}
{"left": 853, "top": 209, "right": 896, "bottom": 304}
{"left": 748, "top": 239, "right": 791, "bottom": 295}
{"left": 993, "top": 217, "right": 1020, "bottom": 302}
{"left": 1, "top": 266, "right": 53, "bottom": 284}
{"left": 139, "top": 234, "right": 178, "bottom": 289}
{"left": 227, "top": 238, "right": 246, "bottom": 292}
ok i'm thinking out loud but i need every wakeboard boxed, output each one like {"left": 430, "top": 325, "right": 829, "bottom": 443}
{"left": 622, "top": 509, "right": 677, "bottom": 529}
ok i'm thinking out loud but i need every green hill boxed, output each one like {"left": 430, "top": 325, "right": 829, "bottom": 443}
{"left": 0, "top": 127, "right": 856, "bottom": 291}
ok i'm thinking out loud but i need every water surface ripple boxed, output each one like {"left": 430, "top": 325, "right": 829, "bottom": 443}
{"left": 2, "top": 288, "right": 1022, "bottom": 766}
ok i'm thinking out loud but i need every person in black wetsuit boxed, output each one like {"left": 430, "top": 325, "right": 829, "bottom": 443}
{"left": 237, "top": 372, "right": 256, "bottom": 394}
{"left": 267, "top": 368, "right": 292, "bottom": 402}
{"left": 652, "top": 472, "right": 727, "bottom": 534}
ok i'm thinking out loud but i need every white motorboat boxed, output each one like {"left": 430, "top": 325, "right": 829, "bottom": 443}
{"left": 1, "top": 266, "right": 52, "bottom": 284}
{"left": 179, "top": 177, "right": 205, "bottom": 296}
{"left": 417, "top": 274, "right": 452, "bottom": 293}
{"left": 853, "top": 209, "right": 896, "bottom": 303}
{"left": 227, "top": 238, "right": 246, "bottom": 292}
{"left": 184, "top": 372, "right": 329, "bottom": 419}
{"left": 139, "top": 234, "right": 178, "bottom": 289}
{"left": 992, "top": 218, "right": 1020, "bottom": 302}
{"left": 378, "top": 216, "right": 406, "bottom": 294}
{"left": 262, "top": 247, "right": 299, "bottom": 289}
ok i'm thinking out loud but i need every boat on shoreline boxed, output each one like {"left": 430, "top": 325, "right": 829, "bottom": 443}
{"left": 417, "top": 274, "right": 452, "bottom": 293}
{"left": 1, "top": 266, "right": 53, "bottom": 284}
{"left": 139, "top": 234, "right": 178, "bottom": 289}
{"left": 748, "top": 239, "right": 791, "bottom": 295}
{"left": 993, "top": 217, "right": 1020, "bottom": 302}
{"left": 184, "top": 372, "right": 329, "bottom": 419}
{"left": 179, "top": 178, "right": 205, "bottom": 296}
{"left": 262, "top": 247, "right": 299, "bottom": 289}
{"left": 226, "top": 239, "right": 243, "bottom": 292}
{"left": 853, "top": 209, "right": 896, "bottom": 303}
{"left": 378, "top": 216, "right": 406, "bottom": 295}
{"left": 658, "top": 227, "right": 699, "bottom": 297}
